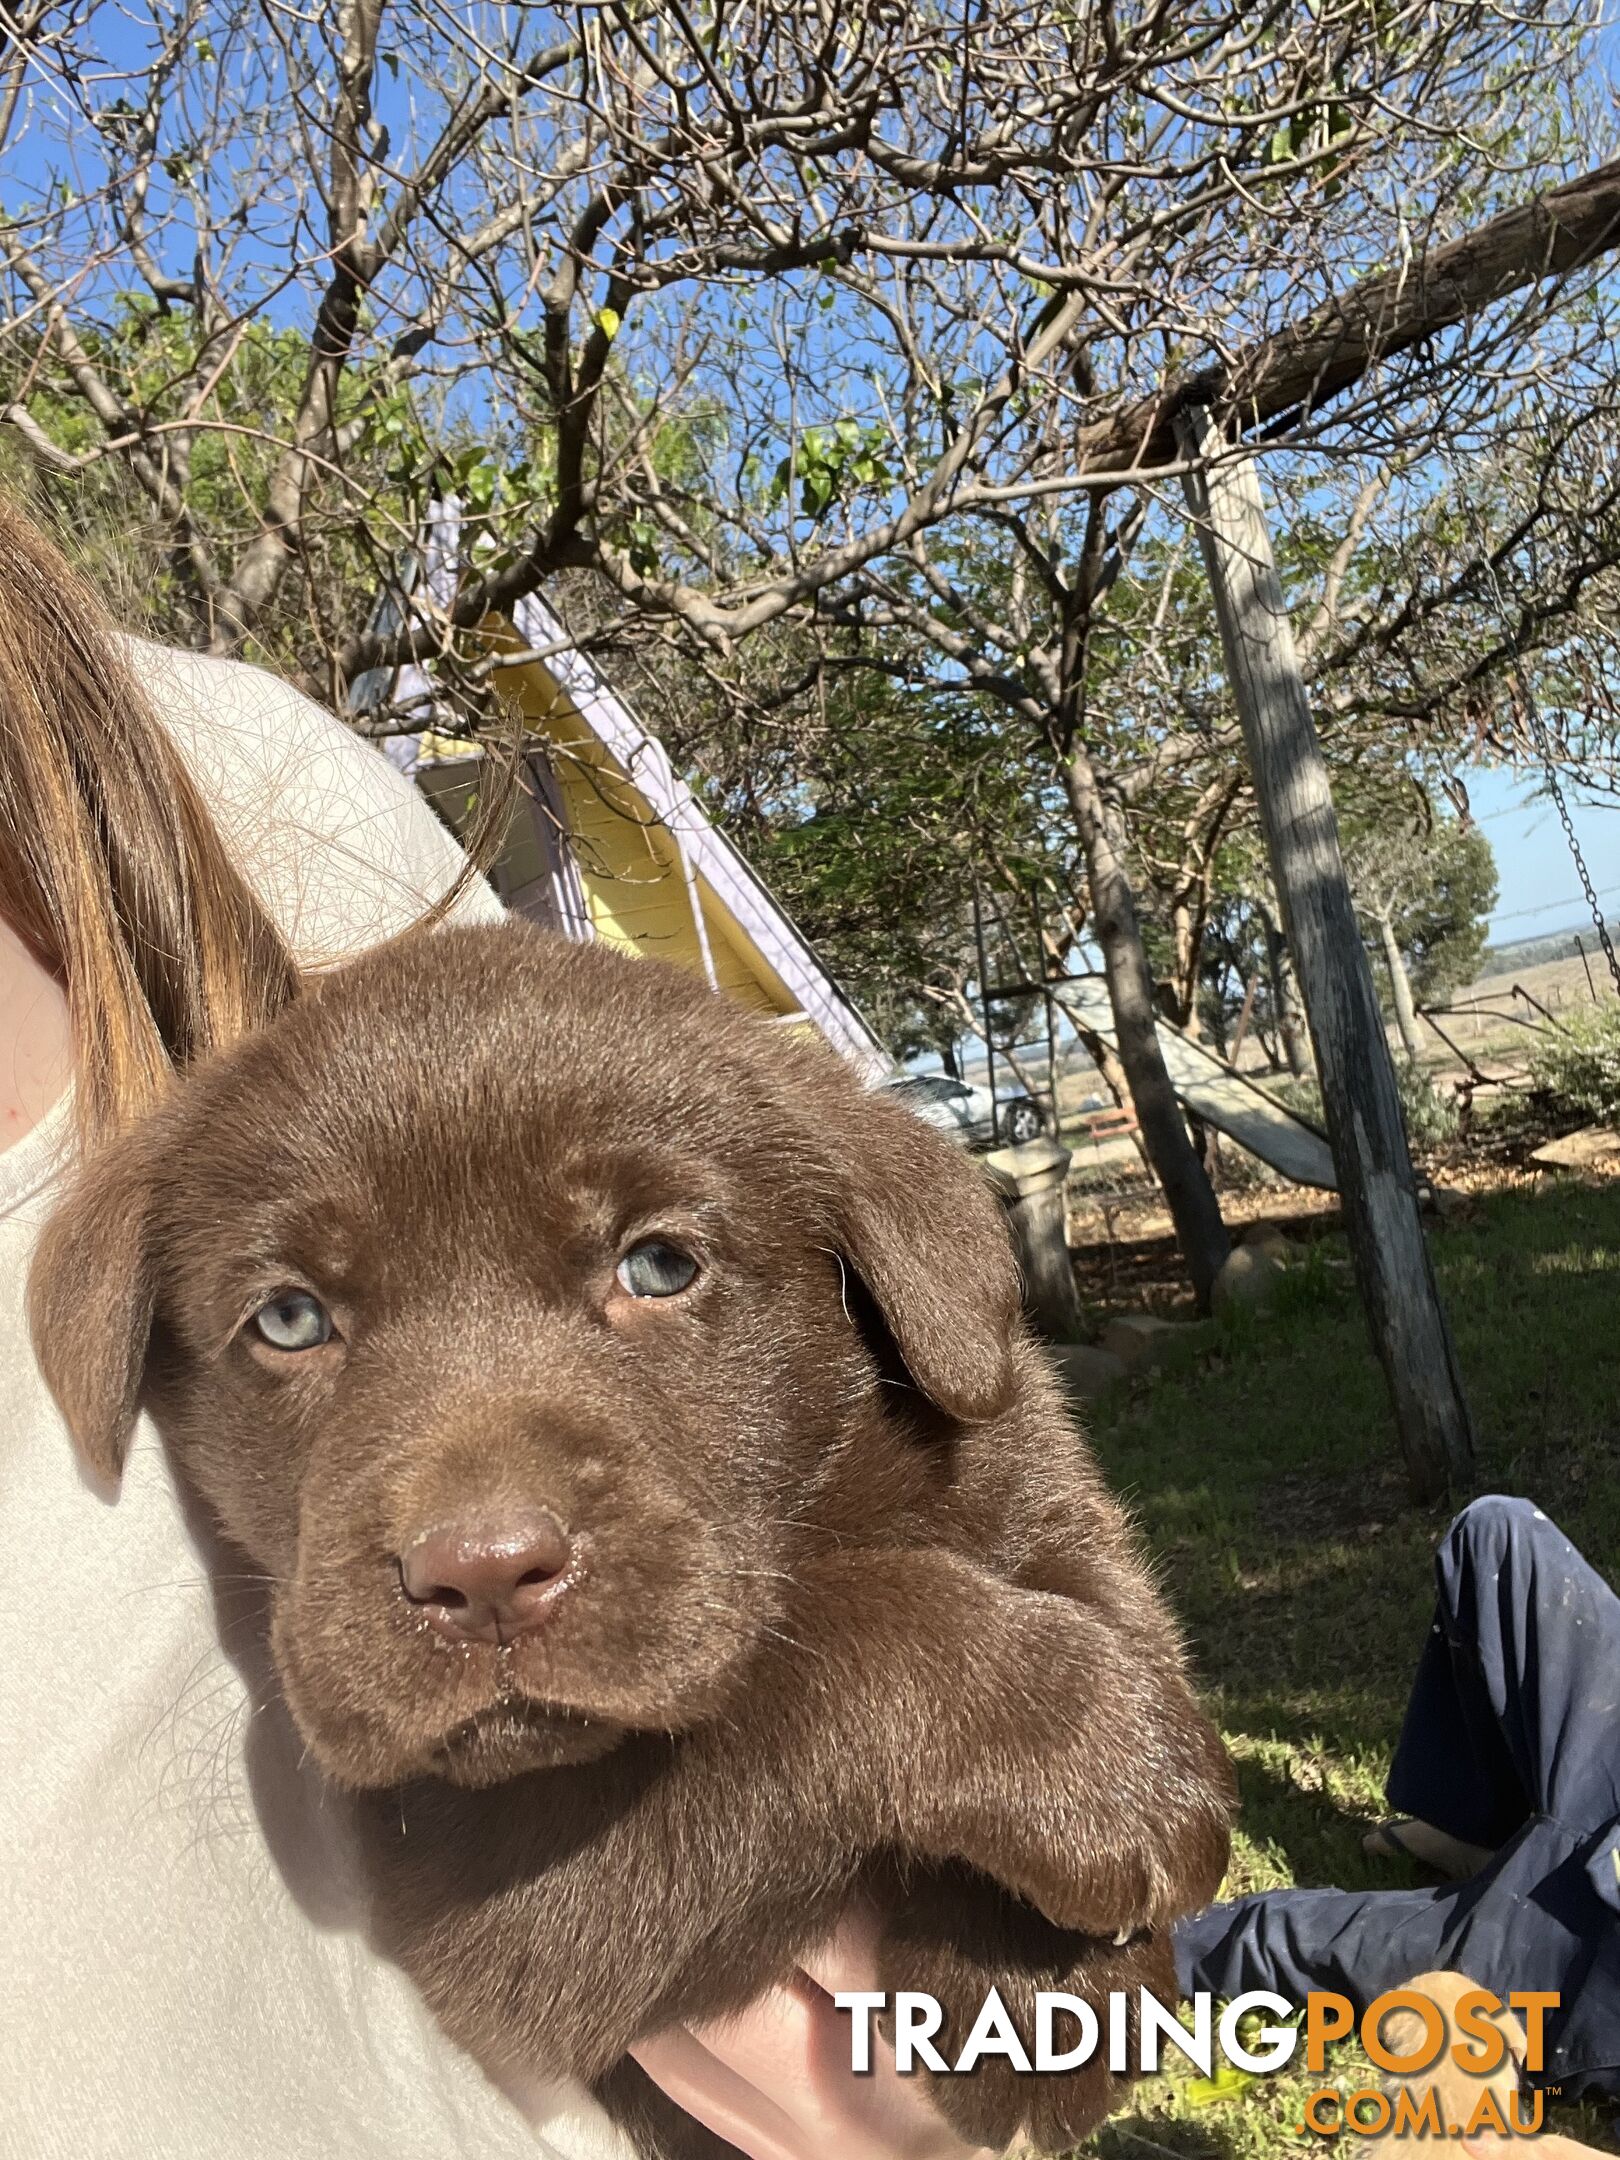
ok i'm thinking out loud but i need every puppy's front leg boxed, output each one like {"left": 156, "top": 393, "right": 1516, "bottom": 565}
{"left": 365, "top": 1742, "right": 853, "bottom": 2087}
{"left": 774, "top": 1546, "right": 1233, "bottom": 1944}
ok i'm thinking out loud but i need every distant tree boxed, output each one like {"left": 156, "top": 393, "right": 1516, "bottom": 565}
{"left": 1346, "top": 818, "right": 1499, "bottom": 1060}
{"left": 1396, "top": 824, "right": 1499, "bottom": 1006}
{"left": 709, "top": 668, "right": 1058, "bottom": 1063}
{"left": 634, "top": 631, "right": 1090, "bottom": 1071}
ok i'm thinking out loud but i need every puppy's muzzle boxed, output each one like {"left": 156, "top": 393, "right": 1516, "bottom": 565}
{"left": 399, "top": 1509, "right": 576, "bottom": 1645}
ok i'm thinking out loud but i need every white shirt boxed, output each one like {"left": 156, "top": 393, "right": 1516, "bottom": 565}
{"left": 0, "top": 645, "right": 625, "bottom": 2160}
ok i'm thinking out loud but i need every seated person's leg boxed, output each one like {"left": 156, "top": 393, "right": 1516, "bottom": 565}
{"left": 1175, "top": 1880, "right": 1460, "bottom": 2011}
{"left": 1176, "top": 1500, "right": 1620, "bottom": 2104}
{"left": 1389, "top": 1497, "right": 1620, "bottom": 1847}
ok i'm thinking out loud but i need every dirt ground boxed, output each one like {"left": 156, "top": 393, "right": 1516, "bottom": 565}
{"left": 1068, "top": 1189, "right": 1340, "bottom": 1316}
{"left": 1064, "top": 1123, "right": 1599, "bottom": 1318}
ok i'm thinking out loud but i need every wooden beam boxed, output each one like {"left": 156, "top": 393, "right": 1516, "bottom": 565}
{"left": 1175, "top": 403, "right": 1474, "bottom": 1500}
{"left": 1081, "top": 157, "right": 1620, "bottom": 479}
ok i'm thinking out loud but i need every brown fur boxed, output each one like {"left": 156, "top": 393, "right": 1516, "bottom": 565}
{"left": 29, "top": 920, "right": 1234, "bottom": 2156}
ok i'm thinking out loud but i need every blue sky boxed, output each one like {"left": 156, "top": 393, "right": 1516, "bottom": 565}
{"left": 1466, "top": 764, "right": 1620, "bottom": 945}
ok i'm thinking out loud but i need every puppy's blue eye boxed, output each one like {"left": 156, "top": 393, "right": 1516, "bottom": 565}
{"left": 615, "top": 1239, "right": 699, "bottom": 1299}
{"left": 252, "top": 1290, "right": 333, "bottom": 1351}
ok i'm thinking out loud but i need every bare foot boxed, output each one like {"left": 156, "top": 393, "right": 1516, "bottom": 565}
{"left": 1362, "top": 1817, "right": 1496, "bottom": 1881}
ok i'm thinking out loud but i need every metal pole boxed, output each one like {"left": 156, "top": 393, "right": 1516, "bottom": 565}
{"left": 972, "top": 885, "right": 998, "bottom": 1134}
{"left": 1033, "top": 884, "right": 1060, "bottom": 1133}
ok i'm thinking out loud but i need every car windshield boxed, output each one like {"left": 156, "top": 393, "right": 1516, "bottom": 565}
{"left": 893, "top": 1075, "right": 968, "bottom": 1103}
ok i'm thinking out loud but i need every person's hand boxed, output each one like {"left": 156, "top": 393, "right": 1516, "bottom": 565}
{"left": 1463, "top": 2137, "right": 1607, "bottom": 2158}
{"left": 630, "top": 1906, "right": 999, "bottom": 2160}
{"left": 1368, "top": 1972, "right": 1607, "bottom": 2156}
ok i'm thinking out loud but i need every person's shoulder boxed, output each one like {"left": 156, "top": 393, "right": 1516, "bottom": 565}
{"left": 122, "top": 638, "right": 505, "bottom": 962}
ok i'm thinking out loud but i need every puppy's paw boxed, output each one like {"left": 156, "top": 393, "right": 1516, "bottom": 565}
{"left": 1001, "top": 1784, "right": 1231, "bottom": 1946}
{"left": 877, "top": 1866, "right": 1179, "bottom": 2155}
{"left": 1029, "top": 1831, "right": 1177, "bottom": 1946}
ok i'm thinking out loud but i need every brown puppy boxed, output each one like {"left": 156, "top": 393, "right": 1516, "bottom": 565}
{"left": 30, "top": 920, "right": 1233, "bottom": 2157}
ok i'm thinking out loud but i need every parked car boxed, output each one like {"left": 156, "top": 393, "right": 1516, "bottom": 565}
{"left": 878, "top": 1070, "right": 1045, "bottom": 1149}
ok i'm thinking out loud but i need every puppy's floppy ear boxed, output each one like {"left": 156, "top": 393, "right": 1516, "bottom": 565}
{"left": 829, "top": 1085, "right": 1022, "bottom": 1424}
{"left": 28, "top": 1130, "right": 161, "bottom": 1485}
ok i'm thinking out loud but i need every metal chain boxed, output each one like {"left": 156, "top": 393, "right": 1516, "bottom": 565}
{"left": 1523, "top": 691, "right": 1620, "bottom": 994}
{"left": 1460, "top": 474, "right": 1620, "bottom": 996}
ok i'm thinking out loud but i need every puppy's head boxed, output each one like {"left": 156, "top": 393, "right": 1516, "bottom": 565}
{"left": 31, "top": 923, "right": 1021, "bottom": 1790}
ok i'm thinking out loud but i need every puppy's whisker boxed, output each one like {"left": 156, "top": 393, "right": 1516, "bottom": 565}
{"left": 814, "top": 1244, "right": 854, "bottom": 1325}
{"left": 146, "top": 1646, "right": 244, "bottom": 1751}
{"left": 120, "top": 1573, "right": 281, "bottom": 1598}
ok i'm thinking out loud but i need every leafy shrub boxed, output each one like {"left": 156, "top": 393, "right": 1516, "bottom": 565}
{"left": 1527, "top": 1005, "right": 1620, "bottom": 1126}
{"left": 1271, "top": 1066, "right": 1459, "bottom": 1150}
{"left": 1269, "top": 1074, "right": 1326, "bottom": 1128}
{"left": 1397, "top": 1067, "right": 1462, "bottom": 1149}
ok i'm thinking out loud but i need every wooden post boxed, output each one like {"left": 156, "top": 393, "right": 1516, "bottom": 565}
{"left": 1175, "top": 404, "right": 1474, "bottom": 1500}
{"left": 982, "top": 1138, "right": 1083, "bottom": 1340}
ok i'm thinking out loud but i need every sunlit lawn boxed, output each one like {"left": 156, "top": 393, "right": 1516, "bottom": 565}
{"left": 1065, "top": 1172, "right": 1620, "bottom": 2156}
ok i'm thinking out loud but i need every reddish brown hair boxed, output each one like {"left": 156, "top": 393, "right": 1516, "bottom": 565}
{"left": 0, "top": 499, "right": 296, "bottom": 1145}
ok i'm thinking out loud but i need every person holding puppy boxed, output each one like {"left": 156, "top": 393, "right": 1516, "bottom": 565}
{"left": 33, "top": 490, "right": 1598, "bottom": 2160}
{"left": 0, "top": 501, "right": 977, "bottom": 2160}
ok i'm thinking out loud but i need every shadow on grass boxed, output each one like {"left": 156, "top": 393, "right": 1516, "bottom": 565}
{"left": 1089, "top": 2114, "right": 1235, "bottom": 2158}
{"left": 1067, "top": 1173, "right": 1620, "bottom": 2156}
{"left": 1090, "top": 1178, "right": 1620, "bottom": 1722}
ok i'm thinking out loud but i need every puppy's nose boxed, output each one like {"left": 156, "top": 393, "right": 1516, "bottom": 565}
{"left": 399, "top": 1511, "right": 574, "bottom": 1644}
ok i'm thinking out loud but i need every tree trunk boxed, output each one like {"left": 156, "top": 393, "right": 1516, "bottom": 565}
{"left": 1375, "top": 911, "right": 1424, "bottom": 1063}
{"left": 1230, "top": 973, "right": 1259, "bottom": 1066}
{"left": 1068, "top": 1018, "right": 1130, "bottom": 1110}
{"left": 1066, "top": 747, "right": 1230, "bottom": 1309}
{"left": 1169, "top": 893, "right": 1202, "bottom": 1031}
{"left": 1189, "top": 1110, "right": 1222, "bottom": 1186}
{"left": 1259, "top": 904, "right": 1310, "bottom": 1077}
{"left": 1178, "top": 404, "right": 1473, "bottom": 1502}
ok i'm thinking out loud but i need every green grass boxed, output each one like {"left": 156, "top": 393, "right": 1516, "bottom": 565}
{"left": 1067, "top": 1174, "right": 1620, "bottom": 2156}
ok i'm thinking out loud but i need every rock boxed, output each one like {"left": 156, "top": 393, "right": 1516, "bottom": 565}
{"left": 1529, "top": 1125, "right": 1620, "bottom": 1172}
{"left": 1099, "top": 1312, "right": 1209, "bottom": 1370}
{"left": 1240, "top": 1222, "right": 1294, "bottom": 1264}
{"left": 1211, "top": 1244, "right": 1285, "bottom": 1317}
{"left": 1050, "top": 1342, "right": 1128, "bottom": 1400}
{"left": 1423, "top": 1183, "right": 1475, "bottom": 1221}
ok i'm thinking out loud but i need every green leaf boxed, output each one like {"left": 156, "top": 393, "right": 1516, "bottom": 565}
{"left": 1184, "top": 2065, "right": 1256, "bottom": 2107}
